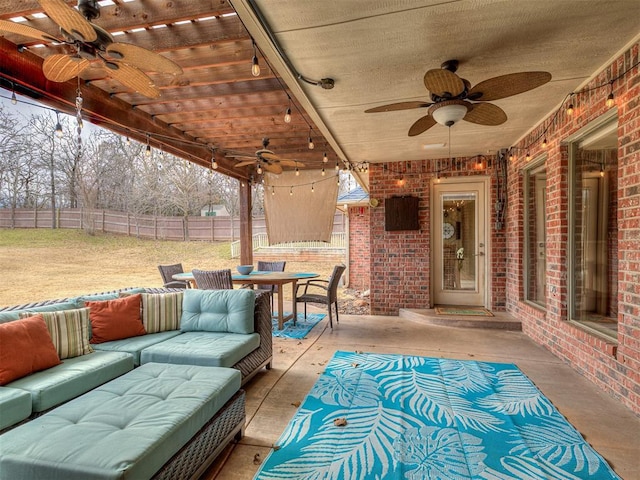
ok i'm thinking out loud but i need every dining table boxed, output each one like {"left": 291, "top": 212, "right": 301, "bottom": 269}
{"left": 172, "top": 271, "right": 319, "bottom": 330}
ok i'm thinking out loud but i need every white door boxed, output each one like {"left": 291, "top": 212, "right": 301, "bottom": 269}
{"left": 432, "top": 179, "right": 488, "bottom": 306}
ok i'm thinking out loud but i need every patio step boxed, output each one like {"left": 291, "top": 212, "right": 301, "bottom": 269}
{"left": 399, "top": 308, "right": 522, "bottom": 331}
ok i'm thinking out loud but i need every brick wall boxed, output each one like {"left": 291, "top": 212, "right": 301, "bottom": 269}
{"left": 367, "top": 158, "right": 507, "bottom": 315}
{"left": 347, "top": 206, "right": 371, "bottom": 290}
{"left": 506, "top": 42, "right": 639, "bottom": 414}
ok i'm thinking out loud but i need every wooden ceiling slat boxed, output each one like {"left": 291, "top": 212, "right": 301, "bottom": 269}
{"left": 116, "top": 79, "right": 284, "bottom": 106}
{"left": 0, "top": 1, "right": 234, "bottom": 32}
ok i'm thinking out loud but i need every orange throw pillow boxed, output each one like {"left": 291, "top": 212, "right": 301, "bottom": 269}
{"left": 0, "top": 315, "right": 62, "bottom": 385}
{"left": 87, "top": 294, "right": 146, "bottom": 344}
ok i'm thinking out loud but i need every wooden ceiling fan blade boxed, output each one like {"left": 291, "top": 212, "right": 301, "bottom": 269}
{"left": 40, "top": 0, "right": 97, "bottom": 42}
{"left": 278, "top": 160, "right": 304, "bottom": 167}
{"left": 108, "top": 62, "right": 160, "bottom": 98}
{"left": 365, "top": 101, "right": 432, "bottom": 113}
{"left": 43, "top": 54, "right": 90, "bottom": 82}
{"left": 260, "top": 152, "right": 281, "bottom": 161}
{"left": 408, "top": 115, "right": 437, "bottom": 136}
{"left": 468, "top": 72, "right": 552, "bottom": 101}
{"left": 106, "top": 43, "right": 183, "bottom": 75}
{"left": 0, "top": 19, "right": 60, "bottom": 42}
{"left": 264, "top": 163, "right": 283, "bottom": 174}
{"left": 463, "top": 103, "right": 507, "bottom": 125}
{"left": 424, "top": 69, "right": 465, "bottom": 97}
{"left": 234, "top": 160, "right": 257, "bottom": 167}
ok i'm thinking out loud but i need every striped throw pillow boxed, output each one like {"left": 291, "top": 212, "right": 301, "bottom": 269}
{"left": 141, "top": 292, "right": 183, "bottom": 333}
{"left": 19, "top": 308, "right": 93, "bottom": 359}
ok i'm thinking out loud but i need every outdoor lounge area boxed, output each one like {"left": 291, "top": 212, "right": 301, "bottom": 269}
{"left": 1, "top": 1, "right": 639, "bottom": 479}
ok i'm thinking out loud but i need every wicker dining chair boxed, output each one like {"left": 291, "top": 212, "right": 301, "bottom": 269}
{"left": 257, "top": 260, "right": 286, "bottom": 310}
{"left": 192, "top": 268, "right": 234, "bottom": 290}
{"left": 157, "top": 263, "right": 189, "bottom": 289}
{"left": 295, "top": 264, "right": 346, "bottom": 329}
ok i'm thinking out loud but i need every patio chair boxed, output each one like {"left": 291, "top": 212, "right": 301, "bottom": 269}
{"left": 295, "top": 264, "right": 346, "bottom": 329}
{"left": 157, "top": 263, "right": 189, "bottom": 289}
{"left": 192, "top": 268, "right": 234, "bottom": 290}
{"left": 257, "top": 260, "right": 286, "bottom": 310}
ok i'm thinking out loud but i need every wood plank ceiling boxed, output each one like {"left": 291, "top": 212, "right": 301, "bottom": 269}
{"left": 0, "top": 0, "right": 341, "bottom": 181}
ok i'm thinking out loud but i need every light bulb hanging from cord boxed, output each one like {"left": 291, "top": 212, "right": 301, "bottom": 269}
{"left": 311, "top": 182, "right": 315, "bottom": 193}
{"left": 251, "top": 41, "right": 260, "bottom": 77}
{"left": 606, "top": 82, "right": 615, "bottom": 108}
{"left": 289, "top": 186, "right": 293, "bottom": 196}
{"left": 271, "top": 185, "right": 275, "bottom": 195}
{"left": 335, "top": 161, "right": 340, "bottom": 171}
{"left": 284, "top": 96, "right": 291, "bottom": 123}
{"left": 211, "top": 147, "right": 218, "bottom": 169}
{"left": 126, "top": 137, "right": 131, "bottom": 146}
{"left": 542, "top": 137, "right": 548, "bottom": 148}
{"left": 321, "top": 167, "right": 326, "bottom": 176}
{"left": 145, "top": 135, "right": 151, "bottom": 157}
{"left": 295, "top": 165, "right": 300, "bottom": 176}
{"left": 10, "top": 82, "right": 17, "bottom": 105}
{"left": 308, "top": 128, "right": 314, "bottom": 150}
{"left": 323, "top": 152, "right": 328, "bottom": 163}
{"left": 566, "top": 103, "right": 574, "bottom": 116}
{"left": 54, "top": 111, "right": 63, "bottom": 138}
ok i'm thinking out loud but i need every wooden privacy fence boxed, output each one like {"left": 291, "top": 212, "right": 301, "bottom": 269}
{"left": 0, "top": 208, "right": 345, "bottom": 243}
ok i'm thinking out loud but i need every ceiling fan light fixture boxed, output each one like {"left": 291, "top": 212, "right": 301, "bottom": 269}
{"left": 431, "top": 101, "right": 468, "bottom": 127}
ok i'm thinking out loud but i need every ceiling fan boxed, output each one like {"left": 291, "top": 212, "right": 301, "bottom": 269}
{"left": 365, "top": 60, "right": 551, "bottom": 136}
{"left": 227, "top": 138, "right": 305, "bottom": 175}
{"left": 0, "top": 0, "right": 182, "bottom": 98}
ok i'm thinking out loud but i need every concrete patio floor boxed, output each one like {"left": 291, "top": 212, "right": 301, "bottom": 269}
{"left": 204, "top": 307, "right": 640, "bottom": 479}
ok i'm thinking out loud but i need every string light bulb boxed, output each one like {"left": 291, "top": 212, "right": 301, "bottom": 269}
{"left": 257, "top": 165, "right": 263, "bottom": 175}
{"left": 145, "top": 135, "right": 151, "bottom": 157}
{"left": 335, "top": 161, "right": 340, "bottom": 171}
{"left": 271, "top": 185, "right": 275, "bottom": 195}
{"left": 308, "top": 129, "right": 314, "bottom": 150}
{"left": 566, "top": 103, "right": 574, "bottom": 116}
{"left": 54, "top": 111, "right": 63, "bottom": 138}
{"left": 10, "top": 82, "right": 17, "bottom": 105}
{"left": 321, "top": 167, "right": 326, "bottom": 176}
{"left": 323, "top": 152, "right": 328, "bottom": 163}
{"left": 606, "top": 92, "right": 615, "bottom": 108}
{"left": 526, "top": 152, "right": 531, "bottom": 161}
{"left": 211, "top": 148, "right": 218, "bottom": 169}
{"left": 284, "top": 106, "right": 291, "bottom": 123}
{"left": 311, "top": 183, "right": 315, "bottom": 193}
{"left": 542, "top": 137, "right": 548, "bottom": 148}
{"left": 295, "top": 165, "right": 300, "bottom": 176}
{"left": 600, "top": 164, "right": 605, "bottom": 177}
{"left": 289, "top": 186, "right": 293, "bottom": 196}
{"left": 251, "top": 42, "right": 260, "bottom": 77}
{"left": 126, "top": 137, "right": 131, "bottom": 146}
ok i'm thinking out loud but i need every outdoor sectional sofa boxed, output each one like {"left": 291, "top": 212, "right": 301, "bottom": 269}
{"left": 0, "top": 287, "right": 273, "bottom": 479}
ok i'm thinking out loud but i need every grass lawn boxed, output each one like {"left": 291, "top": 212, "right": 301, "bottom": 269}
{"left": 0, "top": 229, "right": 337, "bottom": 308}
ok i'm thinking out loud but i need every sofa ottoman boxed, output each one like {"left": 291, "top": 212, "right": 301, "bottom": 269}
{"left": 0, "top": 387, "right": 31, "bottom": 430}
{"left": 0, "top": 362, "right": 244, "bottom": 480}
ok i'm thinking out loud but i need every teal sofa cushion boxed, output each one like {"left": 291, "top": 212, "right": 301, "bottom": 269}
{"left": 0, "top": 301, "right": 79, "bottom": 324}
{"left": 181, "top": 289, "right": 255, "bottom": 334}
{"left": 6, "top": 351, "right": 134, "bottom": 412}
{"left": 140, "top": 331, "right": 260, "bottom": 368}
{"left": 0, "top": 362, "right": 241, "bottom": 480}
{"left": 0, "top": 387, "right": 32, "bottom": 430}
{"left": 92, "top": 330, "right": 182, "bottom": 366}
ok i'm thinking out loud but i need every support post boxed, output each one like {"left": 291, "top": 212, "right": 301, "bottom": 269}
{"left": 239, "top": 181, "right": 253, "bottom": 266}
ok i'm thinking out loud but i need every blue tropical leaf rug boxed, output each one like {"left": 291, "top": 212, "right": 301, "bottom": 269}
{"left": 271, "top": 313, "right": 325, "bottom": 339}
{"left": 255, "top": 351, "right": 620, "bottom": 479}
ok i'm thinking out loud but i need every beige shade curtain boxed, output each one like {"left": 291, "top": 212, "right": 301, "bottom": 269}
{"left": 264, "top": 170, "right": 339, "bottom": 245}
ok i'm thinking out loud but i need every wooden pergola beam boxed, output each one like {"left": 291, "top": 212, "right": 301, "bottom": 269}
{"left": 0, "top": 37, "right": 244, "bottom": 180}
